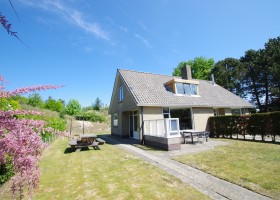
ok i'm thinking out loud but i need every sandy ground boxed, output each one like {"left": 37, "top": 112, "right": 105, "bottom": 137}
{"left": 66, "top": 119, "right": 110, "bottom": 136}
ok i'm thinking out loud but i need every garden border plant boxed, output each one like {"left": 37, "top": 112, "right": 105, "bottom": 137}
{"left": 0, "top": 76, "right": 69, "bottom": 199}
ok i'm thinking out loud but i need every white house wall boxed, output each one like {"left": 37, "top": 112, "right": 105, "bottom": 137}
{"left": 192, "top": 107, "right": 213, "bottom": 131}
{"left": 142, "top": 107, "right": 164, "bottom": 121}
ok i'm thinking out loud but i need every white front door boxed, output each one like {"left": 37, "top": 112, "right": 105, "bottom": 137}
{"left": 130, "top": 110, "right": 139, "bottom": 139}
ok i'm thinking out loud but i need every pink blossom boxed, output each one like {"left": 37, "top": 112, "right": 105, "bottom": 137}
{"left": 0, "top": 75, "right": 67, "bottom": 198}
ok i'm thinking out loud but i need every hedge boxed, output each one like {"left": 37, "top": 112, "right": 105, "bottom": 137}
{"left": 75, "top": 113, "right": 106, "bottom": 123}
{"left": 209, "top": 111, "right": 280, "bottom": 141}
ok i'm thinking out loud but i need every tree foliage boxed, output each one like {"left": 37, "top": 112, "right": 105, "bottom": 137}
{"left": 212, "top": 36, "right": 280, "bottom": 112}
{"left": 92, "top": 97, "right": 102, "bottom": 111}
{"left": 173, "top": 57, "right": 215, "bottom": 80}
{"left": 27, "top": 93, "right": 44, "bottom": 108}
{"left": 65, "top": 99, "right": 81, "bottom": 115}
{"left": 211, "top": 58, "right": 245, "bottom": 97}
{"left": 44, "top": 98, "right": 65, "bottom": 113}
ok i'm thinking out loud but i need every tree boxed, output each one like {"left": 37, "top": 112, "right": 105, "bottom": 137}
{"left": 173, "top": 57, "right": 215, "bottom": 80}
{"left": 212, "top": 58, "right": 245, "bottom": 97}
{"left": 240, "top": 49, "right": 272, "bottom": 112}
{"left": 27, "top": 93, "right": 44, "bottom": 108}
{"left": 92, "top": 97, "right": 102, "bottom": 111}
{"left": 263, "top": 37, "right": 280, "bottom": 104}
{"left": 44, "top": 98, "right": 65, "bottom": 113}
{"left": 65, "top": 99, "right": 81, "bottom": 115}
{"left": 0, "top": 76, "right": 65, "bottom": 199}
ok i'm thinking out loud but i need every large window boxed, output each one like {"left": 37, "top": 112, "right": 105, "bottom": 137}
{"left": 119, "top": 86, "right": 124, "bottom": 102}
{"left": 170, "top": 108, "right": 193, "bottom": 130}
{"left": 175, "top": 83, "right": 198, "bottom": 95}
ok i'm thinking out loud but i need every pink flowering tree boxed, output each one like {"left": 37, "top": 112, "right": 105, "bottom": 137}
{"left": 0, "top": 76, "right": 68, "bottom": 199}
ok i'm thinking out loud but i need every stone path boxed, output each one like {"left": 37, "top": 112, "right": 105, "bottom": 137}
{"left": 101, "top": 135, "right": 271, "bottom": 200}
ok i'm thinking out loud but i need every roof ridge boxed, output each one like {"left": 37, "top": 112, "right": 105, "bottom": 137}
{"left": 118, "top": 68, "right": 176, "bottom": 78}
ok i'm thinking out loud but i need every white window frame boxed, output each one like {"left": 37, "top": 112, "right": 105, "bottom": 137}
{"left": 113, "top": 113, "right": 118, "bottom": 126}
{"left": 175, "top": 83, "right": 198, "bottom": 96}
{"left": 163, "top": 107, "right": 170, "bottom": 118}
{"left": 119, "top": 86, "right": 124, "bottom": 102}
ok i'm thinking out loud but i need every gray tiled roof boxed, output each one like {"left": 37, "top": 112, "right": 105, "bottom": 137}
{"left": 119, "top": 69, "right": 254, "bottom": 108}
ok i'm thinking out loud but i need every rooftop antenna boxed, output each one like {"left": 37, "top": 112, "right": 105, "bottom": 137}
{"left": 211, "top": 74, "right": 216, "bottom": 85}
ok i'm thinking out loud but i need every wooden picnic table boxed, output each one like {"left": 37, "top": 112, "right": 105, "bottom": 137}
{"left": 181, "top": 130, "right": 209, "bottom": 144}
{"left": 79, "top": 134, "right": 97, "bottom": 143}
{"left": 69, "top": 134, "right": 98, "bottom": 151}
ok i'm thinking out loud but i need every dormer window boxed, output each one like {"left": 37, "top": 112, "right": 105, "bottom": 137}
{"left": 175, "top": 83, "right": 198, "bottom": 95}
{"left": 165, "top": 78, "right": 199, "bottom": 96}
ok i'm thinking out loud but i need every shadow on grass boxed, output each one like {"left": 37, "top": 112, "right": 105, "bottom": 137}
{"left": 213, "top": 137, "right": 280, "bottom": 146}
{"left": 64, "top": 146, "right": 100, "bottom": 154}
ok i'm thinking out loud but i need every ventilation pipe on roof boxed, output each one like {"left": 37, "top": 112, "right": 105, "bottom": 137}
{"left": 211, "top": 74, "right": 216, "bottom": 85}
{"left": 181, "top": 65, "right": 192, "bottom": 80}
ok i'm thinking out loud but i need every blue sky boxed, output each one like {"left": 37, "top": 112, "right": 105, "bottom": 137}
{"left": 1, "top": 0, "right": 280, "bottom": 107}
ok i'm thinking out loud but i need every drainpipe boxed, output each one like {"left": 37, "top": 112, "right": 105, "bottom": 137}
{"left": 141, "top": 106, "right": 145, "bottom": 145}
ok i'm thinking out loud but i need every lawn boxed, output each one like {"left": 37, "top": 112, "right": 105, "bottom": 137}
{"left": 0, "top": 137, "right": 209, "bottom": 200}
{"left": 173, "top": 139, "right": 280, "bottom": 199}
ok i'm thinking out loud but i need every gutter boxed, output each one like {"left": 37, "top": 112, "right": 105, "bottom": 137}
{"left": 141, "top": 106, "right": 145, "bottom": 145}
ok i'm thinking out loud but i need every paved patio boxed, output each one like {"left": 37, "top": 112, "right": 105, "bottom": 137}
{"left": 100, "top": 134, "right": 271, "bottom": 200}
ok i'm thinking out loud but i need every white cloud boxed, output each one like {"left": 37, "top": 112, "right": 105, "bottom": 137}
{"left": 139, "top": 21, "right": 148, "bottom": 32}
{"left": 134, "top": 34, "right": 151, "bottom": 48}
{"left": 19, "top": 0, "right": 109, "bottom": 40}
{"left": 120, "top": 26, "right": 128, "bottom": 33}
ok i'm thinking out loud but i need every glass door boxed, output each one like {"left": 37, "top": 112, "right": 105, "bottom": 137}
{"left": 129, "top": 110, "right": 139, "bottom": 139}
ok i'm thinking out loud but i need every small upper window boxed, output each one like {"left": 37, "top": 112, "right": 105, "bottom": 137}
{"left": 163, "top": 108, "right": 170, "bottom": 118}
{"left": 119, "top": 86, "right": 124, "bottom": 102}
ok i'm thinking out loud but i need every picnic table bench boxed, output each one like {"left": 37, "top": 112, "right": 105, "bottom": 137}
{"left": 69, "top": 134, "right": 106, "bottom": 151}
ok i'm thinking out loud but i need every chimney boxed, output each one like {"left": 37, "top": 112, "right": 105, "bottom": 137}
{"left": 181, "top": 65, "right": 192, "bottom": 80}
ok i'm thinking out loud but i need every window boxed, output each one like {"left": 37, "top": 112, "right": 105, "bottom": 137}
{"left": 170, "top": 108, "right": 193, "bottom": 130}
{"left": 119, "top": 86, "right": 124, "bottom": 102}
{"left": 163, "top": 108, "right": 170, "bottom": 118}
{"left": 213, "top": 109, "right": 219, "bottom": 116}
{"left": 175, "top": 83, "right": 184, "bottom": 94}
{"left": 231, "top": 109, "right": 241, "bottom": 115}
{"left": 113, "top": 113, "right": 118, "bottom": 126}
{"left": 191, "top": 84, "right": 198, "bottom": 95}
{"left": 175, "top": 83, "right": 198, "bottom": 95}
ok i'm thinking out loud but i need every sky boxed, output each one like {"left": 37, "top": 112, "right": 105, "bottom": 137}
{"left": 1, "top": 0, "right": 280, "bottom": 107}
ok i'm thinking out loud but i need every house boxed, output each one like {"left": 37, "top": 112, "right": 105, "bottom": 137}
{"left": 109, "top": 66, "right": 254, "bottom": 150}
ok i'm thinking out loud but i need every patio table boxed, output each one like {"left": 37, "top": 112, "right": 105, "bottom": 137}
{"left": 181, "top": 130, "right": 209, "bottom": 144}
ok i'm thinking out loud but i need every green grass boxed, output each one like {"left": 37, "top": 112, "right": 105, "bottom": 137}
{"left": 1, "top": 138, "right": 209, "bottom": 200}
{"left": 173, "top": 139, "right": 280, "bottom": 199}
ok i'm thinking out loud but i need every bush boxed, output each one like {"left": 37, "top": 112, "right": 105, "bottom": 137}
{"left": 209, "top": 111, "right": 280, "bottom": 141}
{"left": 270, "top": 112, "right": 280, "bottom": 142}
{"left": 0, "top": 156, "right": 14, "bottom": 186}
{"left": 75, "top": 112, "right": 106, "bottom": 123}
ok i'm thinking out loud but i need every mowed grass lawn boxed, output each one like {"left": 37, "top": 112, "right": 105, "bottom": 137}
{"left": 173, "top": 139, "right": 280, "bottom": 199}
{"left": 1, "top": 138, "right": 209, "bottom": 200}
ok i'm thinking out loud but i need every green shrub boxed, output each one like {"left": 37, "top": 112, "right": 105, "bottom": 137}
{"left": 247, "top": 113, "right": 271, "bottom": 141}
{"left": 0, "top": 156, "right": 14, "bottom": 186}
{"left": 270, "top": 112, "right": 280, "bottom": 142}
{"left": 209, "top": 111, "right": 280, "bottom": 141}
{"left": 75, "top": 112, "right": 106, "bottom": 123}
